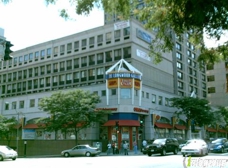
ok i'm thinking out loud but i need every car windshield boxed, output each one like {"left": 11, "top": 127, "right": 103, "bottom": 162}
{"left": 212, "top": 139, "right": 223, "bottom": 143}
{"left": 153, "top": 139, "right": 166, "bottom": 144}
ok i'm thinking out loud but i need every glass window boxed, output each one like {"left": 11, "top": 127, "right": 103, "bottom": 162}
{"left": 89, "top": 37, "right": 95, "bottom": 45}
{"left": 97, "top": 35, "right": 103, "bottom": 43}
{"left": 82, "top": 39, "right": 87, "bottom": 47}
{"left": 29, "top": 53, "right": 33, "bottom": 61}
{"left": 30, "top": 99, "right": 35, "bottom": 107}
{"left": 12, "top": 101, "right": 17, "bottom": 109}
{"left": 35, "top": 51, "right": 39, "bottom": 59}
{"left": 106, "top": 32, "right": 112, "bottom": 41}
{"left": 47, "top": 48, "right": 51, "bottom": 56}
{"left": 60, "top": 45, "right": 65, "bottom": 53}
{"left": 114, "top": 30, "right": 121, "bottom": 39}
{"left": 123, "top": 27, "right": 130, "bottom": 36}
{"left": 152, "top": 94, "right": 156, "bottom": 103}
{"left": 67, "top": 43, "right": 72, "bottom": 52}
{"left": 120, "top": 89, "right": 131, "bottom": 99}
{"left": 41, "top": 50, "right": 45, "bottom": 58}
{"left": 101, "top": 90, "right": 106, "bottom": 96}
{"left": 175, "top": 43, "right": 181, "bottom": 51}
{"left": 158, "top": 96, "right": 163, "bottom": 105}
{"left": 19, "top": 100, "right": 24, "bottom": 109}
{"left": 176, "top": 52, "right": 182, "bottom": 60}
{"left": 111, "top": 89, "right": 116, "bottom": 95}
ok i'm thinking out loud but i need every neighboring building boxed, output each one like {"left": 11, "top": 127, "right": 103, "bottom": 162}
{"left": 0, "top": 19, "right": 208, "bottom": 150}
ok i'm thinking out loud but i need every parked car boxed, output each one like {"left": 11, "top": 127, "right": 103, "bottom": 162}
{"left": 146, "top": 138, "right": 179, "bottom": 156}
{"left": 61, "top": 144, "right": 101, "bottom": 157}
{"left": 178, "top": 140, "right": 188, "bottom": 151}
{"left": 181, "top": 139, "right": 209, "bottom": 157}
{"left": 0, "top": 145, "right": 18, "bottom": 161}
{"left": 209, "top": 138, "right": 228, "bottom": 153}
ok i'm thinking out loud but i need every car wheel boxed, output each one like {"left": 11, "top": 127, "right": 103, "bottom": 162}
{"left": 85, "top": 152, "right": 91, "bottom": 157}
{"left": 64, "top": 152, "right": 70, "bottom": 157}
{"left": 173, "top": 147, "right": 178, "bottom": 155}
{"left": 161, "top": 148, "right": 166, "bottom": 156}
{"left": 147, "top": 153, "right": 152, "bottom": 156}
{"left": 12, "top": 157, "right": 16, "bottom": 161}
{"left": 0, "top": 155, "right": 3, "bottom": 161}
{"left": 221, "top": 147, "right": 224, "bottom": 153}
{"left": 182, "top": 154, "right": 185, "bottom": 157}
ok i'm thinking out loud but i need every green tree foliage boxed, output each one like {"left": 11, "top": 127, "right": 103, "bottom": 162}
{"left": 0, "top": 115, "right": 17, "bottom": 145}
{"left": 2, "top": 0, "right": 228, "bottom": 63}
{"left": 37, "top": 89, "right": 109, "bottom": 144}
{"left": 213, "top": 107, "right": 228, "bottom": 130}
{"left": 170, "top": 97, "right": 214, "bottom": 126}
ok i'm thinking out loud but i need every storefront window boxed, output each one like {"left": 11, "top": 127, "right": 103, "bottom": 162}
{"left": 122, "top": 127, "right": 129, "bottom": 141}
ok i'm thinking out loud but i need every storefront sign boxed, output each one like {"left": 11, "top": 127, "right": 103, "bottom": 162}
{"left": 134, "top": 80, "right": 140, "bottom": 90}
{"left": 22, "top": 129, "right": 35, "bottom": 139}
{"left": 96, "top": 108, "right": 118, "bottom": 111}
{"left": 134, "top": 107, "right": 149, "bottom": 113}
{"left": 136, "top": 49, "right": 151, "bottom": 61}
{"left": 106, "top": 72, "right": 141, "bottom": 80}
{"left": 108, "top": 79, "right": 118, "bottom": 88}
{"left": 120, "top": 78, "right": 132, "bottom": 88}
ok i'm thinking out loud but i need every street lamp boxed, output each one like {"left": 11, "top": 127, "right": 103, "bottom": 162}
{"left": 16, "top": 110, "right": 24, "bottom": 153}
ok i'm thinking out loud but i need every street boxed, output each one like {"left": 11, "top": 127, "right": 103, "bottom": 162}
{"left": 1, "top": 152, "right": 228, "bottom": 168}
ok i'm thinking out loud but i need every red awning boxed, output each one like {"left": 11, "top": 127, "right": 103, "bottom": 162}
{"left": 218, "top": 129, "right": 227, "bottom": 133}
{"left": 103, "top": 120, "right": 140, "bottom": 126}
{"left": 155, "top": 122, "right": 173, "bottom": 129}
{"left": 23, "top": 124, "right": 45, "bottom": 129}
{"left": 207, "top": 128, "right": 217, "bottom": 132}
{"left": 175, "top": 125, "right": 186, "bottom": 130}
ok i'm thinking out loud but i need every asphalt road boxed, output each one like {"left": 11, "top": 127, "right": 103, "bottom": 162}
{"left": 1, "top": 152, "right": 228, "bottom": 168}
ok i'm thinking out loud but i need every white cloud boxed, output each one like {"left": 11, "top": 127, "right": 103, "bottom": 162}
{"left": 0, "top": 0, "right": 104, "bottom": 50}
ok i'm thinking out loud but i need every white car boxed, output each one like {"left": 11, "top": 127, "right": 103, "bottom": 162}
{"left": 0, "top": 145, "right": 18, "bottom": 161}
{"left": 181, "top": 139, "right": 209, "bottom": 157}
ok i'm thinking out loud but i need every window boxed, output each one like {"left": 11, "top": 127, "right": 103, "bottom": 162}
{"left": 41, "top": 50, "right": 45, "bottom": 58}
{"left": 101, "top": 90, "right": 106, "bottom": 96}
{"left": 81, "top": 39, "right": 87, "bottom": 49}
{"left": 89, "top": 69, "right": 95, "bottom": 77}
{"left": 111, "top": 89, "right": 116, "bottom": 95}
{"left": 165, "top": 98, "right": 169, "bottom": 106}
{"left": 47, "top": 48, "right": 51, "bottom": 56}
{"left": 5, "top": 103, "right": 9, "bottom": 110}
{"left": 19, "top": 100, "right": 24, "bottom": 109}
{"left": 175, "top": 43, "right": 181, "bottom": 51}
{"left": 67, "top": 43, "right": 72, "bottom": 53}
{"left": 207, "top": 75, "right": 215, "bottom": 82}
{"left": 97, "top": 53, "right": 104, "bottom": 63}
{"left": 158, "top": 96, "right": 163, "bottom": 105}
{"left": 105, "top": 51, "right": 112, "bottom": 62}
{"left": 177, "top": 62, "right": 182, "bottom": 69}
{"left": 24, "top": 55, "right": 29, "bottom": 62}
{"left": 120, "top": 89, "right": 131, "bottom": 99}
{"left": 74, "top": 58, "right": 79, "bottom": 68}
{"left": 187, "top": 50, "right": 191, "bottom": 56}
{"left": 29, "top": 53, "right": 33, "bottom": 61}
{"left": 60, "top": 45, "right": 65, "bottom": 54}
{"left": 12, "top": 101, "right": 17, "bottom": 109}
{"left": 74, "top": 41, "right": 79, "bottom": 52}
{"left": 19, "top": 56, "right": 23, "bottom": 63}
{"left": 114, "top": 30, "right": 121, "bottom": 39}
{"left": 206, "top": 64, "right": 214, "bottom": 70}
{"left": 123, "top": 27, "right": 130, "bottom": 36}
{"left": 89, "top": 37, "right": 95, "bottom": 46}
{"left": 30, "top": 99, "right": 35, "bottom": 107}
{"left": 46, "top": 64, "right": 51, "bottom": 73}
{"left": 35, "top": 51, "right": 39, "bottom": 60}
{"left": 66, "top": 73, "right": 72, "bottom": 81}
{"left": 178, "top": 81, "right": 183, "bottom": 89}
{"left": 106, "top": 32, "right": 112, "bottom": 42}
{"left": 177, "top": 71, "right": 183, "bottom": 79}
{"left": 97, "top": 35, "right": 103, "bottom": 44}
{"left": 60, "top": 61, "right": 65, "bottom": 71}
{"left": 152, "top": 94, "right": 156, "bottom": 103}
{"left": 123, "top": 47, "right": 131, "bottom": 58}
{"left": 146, "top": 92, "right": 149, "bottom": 99}
{"left": 81, "top": 70, "right": 87, "bottom": 78}
{"left": 114, "top": 49, "right": 121, "bottom": 60}
{"left": 97, "top": 67, "right": 104, "bottom": 75}
{"left": 54, "top": 47, "right": 58, "bottom": 56}
{"left": 176, "top": 52, "right": 182, "bottom": 60}
{"left": 188, "top": 59, "right": 192, "bottom": 65}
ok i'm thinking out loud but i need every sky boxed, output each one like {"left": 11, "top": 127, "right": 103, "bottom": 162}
{"left": 0, "top": 0, "right": 104, "bottom": 51}
{"left": 0, "top": 0, "right": 227, "bottom": 51}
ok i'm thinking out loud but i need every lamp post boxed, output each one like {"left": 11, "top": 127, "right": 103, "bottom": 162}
{"left": 16, "top": 110, "right": 24, "bottom": 154}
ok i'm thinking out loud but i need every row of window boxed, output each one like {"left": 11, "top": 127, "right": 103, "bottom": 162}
{"left": 0, "top": 27, "right": 131, "bottom": 69}
{"left": 4, "top": 90, "right": 171, "bottom": 110}
{"left": 0, "top": 47, "right": 131, "bottom": 83}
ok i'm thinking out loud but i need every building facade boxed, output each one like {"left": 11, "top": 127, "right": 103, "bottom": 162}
{"left": 0, "top": 19, "right": 209, "bottom": 151}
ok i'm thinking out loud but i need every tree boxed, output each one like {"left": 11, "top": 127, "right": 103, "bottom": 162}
{"left": 0, "top": 115, "right": 17, "bottom": 145}
{"left": 169, "top": 97, "right": 214, "bottom": 127}
{"left": 2, "top": 0, "right": 228, "bottom": 63}
{"left": 213, "top": 107, "right": 228, "bottom": 130}
{"left": 37, "top": 89, "right": 110, "bottom": 144}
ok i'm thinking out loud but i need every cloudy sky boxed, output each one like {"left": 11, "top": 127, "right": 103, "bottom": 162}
{"left": 0, "top": 0, "right": 227, "bottom": 51}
